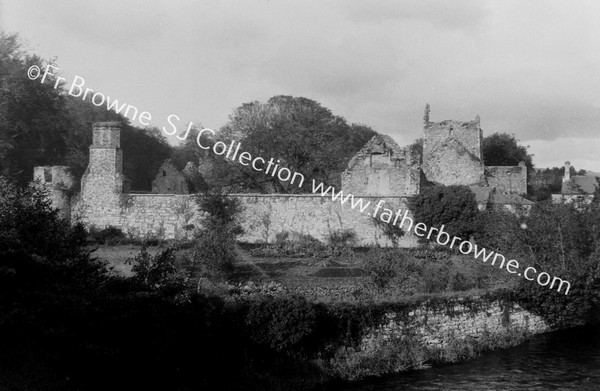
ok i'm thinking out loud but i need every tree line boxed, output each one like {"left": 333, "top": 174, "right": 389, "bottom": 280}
{"left": 2, "top": 31, "right": 536, "bottom": 195}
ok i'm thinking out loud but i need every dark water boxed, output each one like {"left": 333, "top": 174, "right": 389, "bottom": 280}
{"left": 343, "top": 326, "right": 600, "bottom": 390}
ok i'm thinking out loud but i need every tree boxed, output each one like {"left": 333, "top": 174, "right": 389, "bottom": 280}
{"left": 0, "top": 32, "right": 71, "bottom": 184}
{"left": 216, "top": 95, "right": 376, "bottom": 193}
{"left": 408, "top": 184, "right": 480, "bottom": 240}
{"left": 482, "top": 133, "right": 533, "bottom": 171}
{"left": 0, "top": 31, "right": 173, "bottom": 191}
{"left": 407, "top": 138, "right": 423, "bottom": 164}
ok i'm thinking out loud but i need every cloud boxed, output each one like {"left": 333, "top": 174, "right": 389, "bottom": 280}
{"left": 527, "top": 137, "right": 600, "bottom": 171}
{"left": 337, "top": 0, "right": 489, "bottom": 31}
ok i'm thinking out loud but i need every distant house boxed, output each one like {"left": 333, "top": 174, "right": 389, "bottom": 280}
{"left": 469, "top": 186, "right": 532, "bottom": 214}
{"left": 552, "top": 161, "right": 598, "bottom": 205}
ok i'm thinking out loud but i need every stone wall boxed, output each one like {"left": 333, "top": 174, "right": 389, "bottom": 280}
{"left": 485, "top": 162, "right": 527, "bottom": 194}
{"left": 72, "top": 193, "right": 419, "bottom": 247}
{"left": 235, "top": 194, "right": 417, "bottom": 246}
{"left": 359, "top": 297, "right": 551, "bottom": 354}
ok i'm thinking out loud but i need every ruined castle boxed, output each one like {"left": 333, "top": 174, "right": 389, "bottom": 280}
{"left": 34, "top": 108, "right": 529, "bottom": 247}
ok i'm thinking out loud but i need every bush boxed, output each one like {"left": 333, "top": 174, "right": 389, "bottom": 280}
{"left": 327, "top": 229, "right": 357, "bottom": 248}
{"left": 0, "top": 176, "right": 107, "bottom": 296}
{"left": 192, "top": 229, "right": 236, "bottom": 281}
{"left": 372, "top": 217, "right": 405, "bottom": 247}
{"left": 408, "top": 184, "right": 480, "bottom": 241}
{"left": 195, "top": 191, "right": 244, "bottom": 236}
{"left": 193, "top": 192, "right": 244, "bottom": 281}
{"left": 127, "top": 246, "right": 187, "bottom": 294}
{"left": 245, "top": 294, "right": 318, "bottom": 356}
{"left": 363, "top": 248, "right": 416, "bottom": 292}
{"left": 88, "top": 225, "right": 125, "bottom": 244}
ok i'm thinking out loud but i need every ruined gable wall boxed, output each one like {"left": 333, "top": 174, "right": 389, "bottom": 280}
{"left": 342, "top": 152, "right": 419, "bottom": 197}
{"left": 152, "top": 161, "right": 189, "bottom": 194}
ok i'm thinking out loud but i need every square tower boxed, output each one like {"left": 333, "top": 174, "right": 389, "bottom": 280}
{"left": 422, "top": 107, "right": 484, "bottom": 186}
{"left": 81, "top": 122, "right": 127, "bottom": 203}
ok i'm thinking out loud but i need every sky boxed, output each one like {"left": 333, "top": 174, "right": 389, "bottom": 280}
{"left": 2, "top": 0, "right": 600, "bottom": 171}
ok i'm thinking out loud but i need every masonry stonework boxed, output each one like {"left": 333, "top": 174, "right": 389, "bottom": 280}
{"left": 33, "top": 165, "right": 76, "bottom": 220}
{"left": 422, "top": 116, "right": 485, "bottom": 186}
{"left": 485, "top": 161, "right": 528, "bottom": 195}
{"left": 152, "top": 159, "right": 190, "bottom": 194}
{"left": 44, "top": 112, "right": 530, "bottom": 246}
{"left": 359, "top": 298, "right": 552, "bottom": 354}
{"left": 342, "top": 135, "right": 420, "bottom": 197}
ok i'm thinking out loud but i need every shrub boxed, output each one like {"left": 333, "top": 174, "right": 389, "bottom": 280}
{"left": 245, "top": 294, "right": 318, "bottom": 356}
{"left": 275, "top": 231, "right": 289, "bottom": 245}
{"left": 192, "top": 229, "right": 236, "bottom": 281}
{"left": 363, "top": 248, "right": 416, "bottom": 292}
{"left": 408, "top": 184, "right": 480, "bottom": 241}
{"left": 372, "top": 217, "right": 405, "bottom": 247}
{"left": 88, "top": 225, "right": 125, "bottom": 244}
{"left": 127, "top": 246, "right": 187, "bottom": 294}
{"left": 420, "top": 262, "right": 451, "bottom": 293}
{"left": 193, "top": 192, "right": 244, "bottom": 281}
{"left": 195, "top": 191, "right": 244, "bottom": 236}
{"left": 327, "top": 229, "right": 357, "bottom": 248}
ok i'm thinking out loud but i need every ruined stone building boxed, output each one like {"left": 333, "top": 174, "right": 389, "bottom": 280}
{"left": 421, "top": 107, "right": 485, "bottom": 187}
{"left": 34, "top": 107, "right": 532, "bottom": 246}
{"left": 341, "top": 134, "right": 421, "bottom": 196}
{"left": 152, "top": 160, "right": 189, "bottom": 194}
{"left": 341, "top": 105, "right": 529, "bottom": 209}
{"left": 33, "top": 165, "right": 76, "bottom": 220}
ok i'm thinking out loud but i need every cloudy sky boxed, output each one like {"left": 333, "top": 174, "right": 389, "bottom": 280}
{"left": 3, "top": 0, "right": 600, "bottom": 170}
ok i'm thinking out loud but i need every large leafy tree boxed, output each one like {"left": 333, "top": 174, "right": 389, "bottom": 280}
{"left": 482, "top": 132, "right": 533, "bottom": 171}
{"left": 0, "top": 31, "right": 171, "bottom": 191}
{"left": 0, "top": 32, "right": 71, "bottom": 183}
{"left": 214, "top": 95, "right": 376, "bottom": 193}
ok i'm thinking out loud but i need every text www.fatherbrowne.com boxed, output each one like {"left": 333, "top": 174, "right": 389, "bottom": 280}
{"left": 311, "top": 180, "right": 571, "bottom": 295}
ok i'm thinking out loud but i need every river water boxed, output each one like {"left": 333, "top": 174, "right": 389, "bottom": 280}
{"left": 342, "top": 325, "right": 600, "bottom": 390}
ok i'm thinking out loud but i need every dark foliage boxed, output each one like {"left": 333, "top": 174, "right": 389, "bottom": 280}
{"left": 408, "top": 184, "right": 480, "bottom": 240}
{"left": 0, "top": 32, "right": 172, "bottom": 191}
{"left": 215, "top": 95, "right": 377, "bottom": 193}
{"left": 192, "top": 192, "right": 244, "bottom": 280}
{"left": 482, "top": 132, "right": 533, "bottom": 172}
{"left": 372, "top": 216, "right": 405, "bottom": 247}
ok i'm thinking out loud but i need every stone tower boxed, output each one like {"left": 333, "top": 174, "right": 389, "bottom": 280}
{"left": 33, "top": 165, "right": 76, "bottom": 220}
{"left": 563, "top": 161, "right": 571, "bottom": 182}
{"left": 80, "top": 122, "right": 128, "bottom": 205}
{"left": 422, "top": 106, "right": 484, "bottom": 186}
